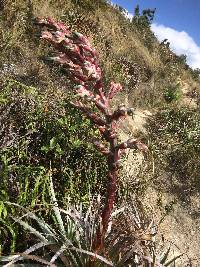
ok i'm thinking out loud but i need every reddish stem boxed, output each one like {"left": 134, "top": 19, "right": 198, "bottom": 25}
{"left": 92, "top": 126, "right": 119, "bottom": 253}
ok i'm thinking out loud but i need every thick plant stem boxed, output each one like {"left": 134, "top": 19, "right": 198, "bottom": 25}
{"left": 93, "top": 135, "right": 118, "bottom": 253}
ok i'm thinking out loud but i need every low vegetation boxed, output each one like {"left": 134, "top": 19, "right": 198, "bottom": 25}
{"left": 149, "top": 108, "right": 200, "bottom": 201}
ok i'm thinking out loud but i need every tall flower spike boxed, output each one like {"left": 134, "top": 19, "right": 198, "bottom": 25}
{"left": 36, "top": 17, "right": 148, "bottom": 257}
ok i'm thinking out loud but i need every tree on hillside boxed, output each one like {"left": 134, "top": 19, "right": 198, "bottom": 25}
{"left": 132, "top": 4, "right": 156, "bottom": 27}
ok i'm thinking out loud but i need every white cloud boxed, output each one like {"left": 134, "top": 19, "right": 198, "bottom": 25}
{"left": 151, "top": 23, "right": 200, "bottom": 69}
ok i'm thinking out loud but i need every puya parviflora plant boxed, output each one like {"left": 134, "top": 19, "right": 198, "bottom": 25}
{"left": 0, "top": 175, "right": 114, "bottom": 267}
{"left": 1, "top": 186, "right": 183, "bottom": 266}
{"left": 35, "top": 17, "right": 148, "bottom": 254}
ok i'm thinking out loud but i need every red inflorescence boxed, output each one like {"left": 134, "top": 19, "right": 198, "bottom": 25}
{"left": 36, "top": 17, "right": 148, "bottom": 253}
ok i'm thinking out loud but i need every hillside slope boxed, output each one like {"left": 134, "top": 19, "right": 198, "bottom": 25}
{"left": 1, "top": 0, "right": 199, "bottom": 106}
{"left": 0, "top": 0, "right": 199, "bottom": 265}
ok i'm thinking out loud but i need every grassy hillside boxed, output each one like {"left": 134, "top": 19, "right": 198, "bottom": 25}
{"left": 1, "top": 0, "right": 199, "bottom": 106}
{"left": 0, "top": 0, "right": 199, "bottom": 265}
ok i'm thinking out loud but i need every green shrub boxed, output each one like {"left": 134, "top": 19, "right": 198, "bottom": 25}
{"left": 163, "top": 84, "right": 181, "bottom": 103}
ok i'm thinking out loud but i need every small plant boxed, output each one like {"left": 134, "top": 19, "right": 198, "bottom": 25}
{"left": 163, "top": 84, "right": 181, "bottom": 103}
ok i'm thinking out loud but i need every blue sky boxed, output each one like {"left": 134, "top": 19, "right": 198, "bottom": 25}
{"left": 112, "top": 0, "right": 200, "bottom": 69}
